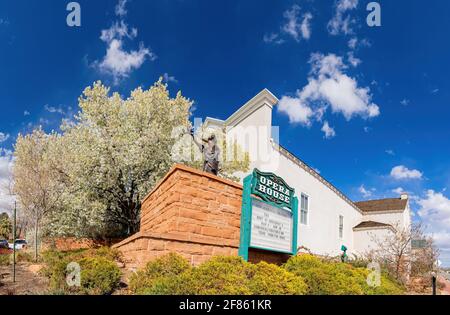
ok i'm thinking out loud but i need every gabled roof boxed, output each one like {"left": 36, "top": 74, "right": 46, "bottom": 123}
{"left": 354, "top": 198, "right": 408, "bottom": 213}
{"left": 353, "top": 221, "right": 392, "bottom": 230}
{"left": 225, "top": 89, "right": 278, "bottom": 127}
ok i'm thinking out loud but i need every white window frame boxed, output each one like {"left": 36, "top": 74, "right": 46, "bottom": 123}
{"left": 300, "top": 193, "right": 309, "bottom": 225}
{"left": 339, "top": 215, "right": 344, "bottom": 239}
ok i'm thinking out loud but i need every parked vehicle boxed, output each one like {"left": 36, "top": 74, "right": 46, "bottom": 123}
{"left": 8, "top": 239, "right": 28, "bottom": 250}
{"left": 0, "top": 239, "right": 9, "bottom": 249}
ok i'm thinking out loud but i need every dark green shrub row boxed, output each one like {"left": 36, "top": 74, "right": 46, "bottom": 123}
{"left": 130, "top": 254, "right": 404, "bottom": 295}
{"left": 41, "top": 247, "right": 122, "bottom": 295}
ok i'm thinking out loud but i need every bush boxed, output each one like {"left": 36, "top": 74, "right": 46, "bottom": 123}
{"left": 129, "top": 253, "right": 191, "bottom": 294}
{"left": 284, "top": 254, "right": 404, "bottom": 295}
{"left": 0, "top": 254, "right": 9, "bottom": 266}
{"left": 15, "top": 251, "right": 34, "bottom": 263}
{"left": 79, "top": 257, "right": 121, "bottom": 295}
{"left": 248, "top": 262, "right": 307, "bottom": 295}
{"left": 130, "top": 255, "right": 307, "bottom": 295}
{"left": 41, "top": 247, "right": 122, "bottom": 295}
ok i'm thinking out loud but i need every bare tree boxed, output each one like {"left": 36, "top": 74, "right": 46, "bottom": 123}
{"left": 366, "top": 222, "right": 435, "bottom": 283}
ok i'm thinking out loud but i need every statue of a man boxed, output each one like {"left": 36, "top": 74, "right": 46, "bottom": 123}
{"left": 189, "top": 128, "right": 220, "bottom": 175}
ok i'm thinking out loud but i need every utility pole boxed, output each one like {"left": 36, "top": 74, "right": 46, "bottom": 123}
{"left": 12, "top": 201, "right": 16, "bottom": 283}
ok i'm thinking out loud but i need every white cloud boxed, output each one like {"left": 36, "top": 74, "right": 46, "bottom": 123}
{"left": 359, "top": 184, "right": 374, "bottom": 198}
{"left": 115, "top": 0, "right": 128, "bottom": 17}
{"left": 44, "top": 104, "right": 65, "bottom": 115}
{"left": 264, "top": 5, "right": 312, "bottom": 44}
{"left": 348, "top": 37, "right": 371, "bottom": 50}
{"left": 282, "top": 5, "right": 313, "bottom": 41}
{"left": 347, "top": 52, "right": 361, "bottom": 67}
{"left": 400, "top": 99, "right": 410, "bottom": 106}
{"left": 321, "top": 121, "right": 336, "bottom": 139}
{"left": 390, "top": 165, "right": 423, "bottom": 180}
{"left": 431, "top": 88, "right": 439, "bottom": 94}
{"left": 391, "top": 187, "right": 405, "bottom": 195}
{"left": 417, "top": 190, "right": 450, "bottom": 259}
{"left": 328, "top": 0, "right": 359, "bottom": 35}
{"left": 93, "top": 1, "right": 155, "bottom": 84}
{"left": 278, "top": 53, "right": 380, "bottom": 126}
{"left": 162, "top": 73, "right": 178, "bottom": 84}
{"left": 0, "top": 148, "right": 15, "bottom": 214}
{"left": 278, "top": 96, "right": 313, "bottom": 125}
{"left": 23, "top": 110, "right": 30, "bottom": 116}
{"left": 263, "top": 33, "right": 285, "bottom": 45}
{"left": 0, "top": 132, "right": 9, "bottom": 143}
{"left": 385, "top": 149, "right": 395, "bottom": 156}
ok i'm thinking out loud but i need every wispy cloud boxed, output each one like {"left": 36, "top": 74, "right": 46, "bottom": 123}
{"left": 264, "top": 5, "right": 313, "bottom": 44}
{"left": 385, "top": 149, "right": 395, "bottom": 156}
{"left": 93, "top": 0, "right": 156, "bottom": 84}
{"left": 400, "top": 99, "right": 410, "bottom": 106}
{"left": 162, "top": 73, "right": 178, "bottom": 84}
{"left": 321, "top": 121, "right": 336, "bottom": 139}
{"left": 328, "top": 0, "right": 359, "bottom": 36}
{"left": 358, "top": 184, "right": 374, "bottom": 198}
{"left": 0, "top": 133, "right": 10, "bottom": 143}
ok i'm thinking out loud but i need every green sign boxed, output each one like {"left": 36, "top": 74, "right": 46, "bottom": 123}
{"left": 239, "top": 169, "right": 298, "bottom": 261}
{"left": 251, "top": 169, "right": 295, "bottom": 210}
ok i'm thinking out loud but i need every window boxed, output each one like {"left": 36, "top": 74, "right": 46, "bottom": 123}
{"left": 339, "top": 215, "right": 344, "bottom": 239}
{"left": 300, "top": 194, "right": 309, "bottom": 225}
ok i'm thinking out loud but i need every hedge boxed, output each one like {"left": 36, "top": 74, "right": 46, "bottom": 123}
{"left": 130, "top": 255, "right": 307, "bottom": 295}
{"left": 130, "top": 253, "right": 404, "bottom": 295}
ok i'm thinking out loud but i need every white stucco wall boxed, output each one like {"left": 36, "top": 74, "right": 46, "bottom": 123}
{"left": 205, "top": 89, "right": 410, "bottom": 258}
{"left": 219, "top": 90, "right": 363, "bottom": 257}
{"left": 354, "top": 228, "right": 394, "bottom": 256}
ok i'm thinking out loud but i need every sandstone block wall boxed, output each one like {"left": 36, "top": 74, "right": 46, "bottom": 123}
{"left": 113, "top": 164, "right": 243, "bottom": 268}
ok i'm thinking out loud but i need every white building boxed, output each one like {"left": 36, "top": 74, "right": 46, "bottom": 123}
{"left": 204, "top": 89, "right": 411, "bottom": 258}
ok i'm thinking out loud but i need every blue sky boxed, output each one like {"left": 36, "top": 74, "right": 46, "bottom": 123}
{"left": 0, "top": 0, "right": 449, "bottom": 265}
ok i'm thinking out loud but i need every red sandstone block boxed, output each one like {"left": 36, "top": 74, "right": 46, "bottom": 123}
{"left": 201, "top": 226, "right": 223, "bottom": 238}
{"left": 221, "top": 227, "right": 238, "bottom": 239}
{"left": 208, "top": 200, "right": 220, "bottom": 210}
{"left": 219, "top": 204, "right": 238, "bottom": 214}
{"left": 148, "top": 241, "right": 165, "bottom": 251}
{"left": 180, "top": 209, "right": 206, "bottom": 221}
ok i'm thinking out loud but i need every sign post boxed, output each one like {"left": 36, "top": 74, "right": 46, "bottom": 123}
{"left": 239, "top": 169, "right": 298, "bottom": 261}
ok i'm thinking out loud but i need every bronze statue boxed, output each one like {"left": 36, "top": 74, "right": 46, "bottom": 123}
{"left": 189, "top": 128, "right": 220, "bottom": 175}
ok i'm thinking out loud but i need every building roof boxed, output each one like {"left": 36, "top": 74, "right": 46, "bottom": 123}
{"left": 354, "top": 198, "right": 408, "bottom": 213}
{"left": 354, "top": 221, "right": 392, "bottom": 229}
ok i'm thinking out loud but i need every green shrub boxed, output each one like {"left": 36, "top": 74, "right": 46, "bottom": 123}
{"left": 248, "top": 261, "right": 307, "bottom": 295}
{"left": 284, "top": 254, "right": 404, "bottom": 295}
{"left": 131, "top": 255, "right": 307, "bottom": 295}
{"left": 79, "top": 257, "right": 121, "bottom": 295}
{"left": 15, "top": 251, "right": 34, "bottom": 263}
{"left": 176, "top": 256, "right": 253, "bottom": 295}
{"left": 41, "top": 247, "right": 122, "bottom": 295}
{"left": 129, "top": 253, "right": 191, "bottom": 294}
{"left": 0, "top": 254, "right": 10, "bottom": 266}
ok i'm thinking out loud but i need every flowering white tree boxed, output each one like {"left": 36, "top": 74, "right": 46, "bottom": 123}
{"left": 14, "top": 80, "right": 250, "bottom": 240}
{"left": 13, "top": 128, "right": 63, "bottom": 259}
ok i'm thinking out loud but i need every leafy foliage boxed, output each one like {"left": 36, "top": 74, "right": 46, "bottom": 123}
{"left": 41, "top": 247, "right": 121, "bottom": 295}
{"left": 130, "top": 254, "right": 307, "bottom": 295}
{"left": 284, "top": 254, "right": 404, "bottom": 295}
{"left": 13, "top": 80, "right": 250, "bottom": 239}
{"left": 79, "top": 257, "right": 122, "bottom": 295}
{"left": 0, "top": 213, "right": 12, "bottom": 239}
